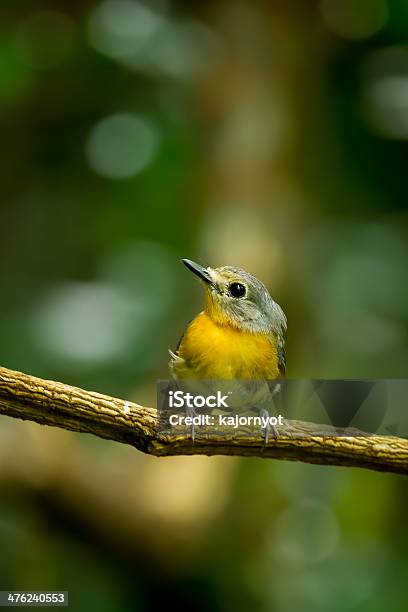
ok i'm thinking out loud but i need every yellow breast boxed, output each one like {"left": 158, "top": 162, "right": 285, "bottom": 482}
{"left": 176, "top": 312, "right": 280, "bottom": 379}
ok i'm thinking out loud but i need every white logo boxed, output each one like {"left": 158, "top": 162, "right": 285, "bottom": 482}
{"left": 168, "top": 390, "right": 230, "bottom": 409}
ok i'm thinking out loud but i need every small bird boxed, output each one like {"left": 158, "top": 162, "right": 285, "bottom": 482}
{"left": 169, "top": 259, "right": 287, "bottom": 439}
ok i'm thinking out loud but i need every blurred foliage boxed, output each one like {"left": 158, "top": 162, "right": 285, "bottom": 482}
{"left": 0, "top": 1, "right": 407, "bottom": 611}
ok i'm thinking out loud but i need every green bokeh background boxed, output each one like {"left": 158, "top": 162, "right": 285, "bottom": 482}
{"left": 0, "top": 1, "right": 407, "bottom": 610}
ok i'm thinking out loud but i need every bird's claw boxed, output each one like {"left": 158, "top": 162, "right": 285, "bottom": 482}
{"left": 258, "top": 407, "right": 273, "bottom": 447}
{"left": 257, "top": 408, "right": 293, "bottom": 446}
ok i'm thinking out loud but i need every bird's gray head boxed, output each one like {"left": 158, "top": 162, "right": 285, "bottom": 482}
{"left": 182, "top": 259, "right": 287, "bottom": 335}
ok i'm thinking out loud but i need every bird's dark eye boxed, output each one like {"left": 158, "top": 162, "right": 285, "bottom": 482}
{"left": 229, "top": 282, "right": 246, "bottom": 298}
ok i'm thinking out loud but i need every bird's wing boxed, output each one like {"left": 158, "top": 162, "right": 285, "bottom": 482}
{"left": 174, "top": 315, "right": 197, "bottom": 354}
{"left": 175, "top": 330, "right": 185, "bottom": 354}
{"left": 169, "top": 317, "right": 197, "bottom": 377}
{"left": 168, "top": 325, "right": 193, "bottom": 378}
{"left": 277, "top": 344, "right": 286, "bottom": 376}
{"left": 168, "top": 348, "right": 185, "bottom": 377}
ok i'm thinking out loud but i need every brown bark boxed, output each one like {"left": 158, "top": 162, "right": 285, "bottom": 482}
{"left": 0, "top": 366, "right": 407, "bottom": 474}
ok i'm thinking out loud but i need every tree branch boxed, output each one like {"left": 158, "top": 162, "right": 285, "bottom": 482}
{"left": 0, "top": 366, "right": 407, "bottom": 474}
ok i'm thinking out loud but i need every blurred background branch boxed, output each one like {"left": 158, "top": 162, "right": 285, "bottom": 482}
{"left": 1, "top": 366, "right": 407, "bottom": 474}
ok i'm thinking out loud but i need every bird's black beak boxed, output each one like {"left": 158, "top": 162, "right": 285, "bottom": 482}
{"left": 182, "top": 259, "right": 214, "bottom": 286}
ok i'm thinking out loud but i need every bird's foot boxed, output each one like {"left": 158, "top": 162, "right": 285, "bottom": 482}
{"left": 254, "top": 407, "right": 293, "bottom": 446}
{"left": 257, "top": 407, "right": 276, "bottom": 446}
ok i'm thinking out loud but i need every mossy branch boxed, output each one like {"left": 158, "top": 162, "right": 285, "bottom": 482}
{"left": 0, "top": 366, "right": 407, "bottom": 474}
